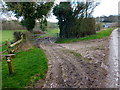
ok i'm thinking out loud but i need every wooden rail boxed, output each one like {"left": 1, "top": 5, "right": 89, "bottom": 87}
{"left": 0, "top": 39, "right": 23, "bottom": 54}
{"left": 10, "top": 39, "right": 22, "bottom": 47}
{"left": 2, "top": 50, "right": 7, "bottom": 54}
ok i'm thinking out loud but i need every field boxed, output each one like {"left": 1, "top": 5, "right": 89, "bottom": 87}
{"left": 40, "top": 28, "right": 60, "bottom": 38}
{"left": 1, "top": 30, "right": 26, "bottom": 44}
{"left": 1, "top": 29, "right": 60, "bottom": 43}
{"left": 0, "top": 30, "right": 26, "bottom": 53}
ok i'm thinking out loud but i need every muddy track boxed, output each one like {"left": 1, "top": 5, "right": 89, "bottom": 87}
{"left": 38, "top": 38, "right": 108, "bottom": 88}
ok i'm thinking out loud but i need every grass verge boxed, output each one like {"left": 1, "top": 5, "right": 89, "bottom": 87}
{"left": 2, "top": 47, "right": 48, "bottom": 88}
{"left": 56, "top": 28, "right": 116, "bottom": 43}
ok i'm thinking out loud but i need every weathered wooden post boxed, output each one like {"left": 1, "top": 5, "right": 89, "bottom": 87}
{"left": 6, "top": 40, "right": 11, "bottom": 54}
{"left": 5, "top": 54, "right": 15, "bottom": 74}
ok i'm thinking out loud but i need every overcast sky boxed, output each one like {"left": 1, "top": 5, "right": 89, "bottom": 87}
{"left": 93, "top": 0, "right": 119, "bottom": 17}
{"left": 47, "top": 0, "right": 119, "bottom": 22}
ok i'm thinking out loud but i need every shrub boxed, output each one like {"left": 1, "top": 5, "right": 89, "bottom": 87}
{"left": 95, "top": 23, "right": 102, "bottom": 31}
{"left": 58, "top": 18, "right": 96, "bottom": 38}
{"left": 13, "top": 32, "right": 23, "bottom": 42}
{"left": 77, "top": 18, "right": 96, "bottom": 37}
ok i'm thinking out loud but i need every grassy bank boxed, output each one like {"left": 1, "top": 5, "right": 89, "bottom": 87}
{"left": 56, "top": 28, "right": 116, "bottom": 43}
{"left": 2, "top": 47, "right": 48, "bottom": 88}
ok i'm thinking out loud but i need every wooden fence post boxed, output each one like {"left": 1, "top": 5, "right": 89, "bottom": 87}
{"left": 5, "top": 54, "right": 15, "bottom": 74}
{"left": 6, "top": 40, "right": 11, "bottom": 54}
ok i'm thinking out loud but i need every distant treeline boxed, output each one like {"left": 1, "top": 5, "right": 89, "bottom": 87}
{"left": 2, "top": 20, "right": 26, "bottom": 30}
{"left": 96, "top": 15, "right": 119, "bottom": 23}
{"left": 2, "top": 19, "right": 58, "bottom": 31}
{"left": 33, "top": 21, "right": 58, "bottom": 31}
{"left": 47, "top": 22, "right": 58, "bottom": 29}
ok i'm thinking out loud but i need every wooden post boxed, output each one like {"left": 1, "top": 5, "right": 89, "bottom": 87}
{"left": 5, "top": 54, "right": 15, "bottom": 74}
{"left": 7, "top": 56, "right": 14, "bottom": 74}
{"left": 6, "top": 40, "right": 11, "bottom": 54}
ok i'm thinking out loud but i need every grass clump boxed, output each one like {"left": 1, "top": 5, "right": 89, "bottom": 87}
{"left": 69, "top": 50, "right": 82, "bottom": 57}
{"left": 63, "top": 49, "right": 89, "bottom": 62}
{"left": 56, "top": 28, "right": 115, "bottom": 43}
{"left": 2, "top": 47, "right": 48, "bottom": 88}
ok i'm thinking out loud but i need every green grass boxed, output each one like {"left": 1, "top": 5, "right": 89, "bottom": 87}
{"left": 40, "top": 28, "right": 60, "bottom": 38}
{"left": 56, "top": 28, "right": 116, "bottom": 43}
{"left": 2, "top": 47, "right": 48, "bottom": 88}
{"left": 1, "top": 30, "right": 26, "bottom": 44}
